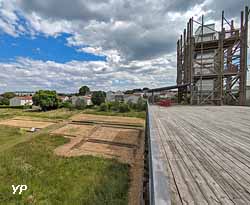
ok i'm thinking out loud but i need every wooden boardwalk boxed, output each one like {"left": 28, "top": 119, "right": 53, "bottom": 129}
{"left": 148, "top": 105, "right": 250, "bottom": 205}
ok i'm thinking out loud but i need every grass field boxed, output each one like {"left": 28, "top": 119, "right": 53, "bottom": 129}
{"left": 0, "top": 108, "right": 132, "bottom": 204}
{"left": 0, "top": 108, "right": 81, "bottom": 120}
{"left": 0, "top": 132, "right": 129, "bottom": 204}
{"left": 0, "top": 108, "right": 146, "bottom": 120}
{"left": 0, "top": 126, "right": 26, "bottom": 148}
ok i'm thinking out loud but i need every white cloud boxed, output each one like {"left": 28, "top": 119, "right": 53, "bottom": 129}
{"left": 0, "top": 55, "right": 176, "bottom": 93}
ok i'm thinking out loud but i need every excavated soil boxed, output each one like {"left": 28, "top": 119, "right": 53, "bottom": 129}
{"left": 69, "top": 142, "right": 136, "bottom": 164}
{"left": 88, "top": 127, "right": 140, "bottom": 146}
{"left": 51, "top": 124, "right": 95, "bottom": 137}
{"left": 53, "top": 124, "right": 141, "bottom": 163}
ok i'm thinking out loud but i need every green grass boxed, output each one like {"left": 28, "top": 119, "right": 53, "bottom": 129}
{"left": 0, "top": 107, "right": 145, "bottom": 121}
{"left": 83, "top": 109, "right": 146, "bottom": 119}
{"left": 0, "top": 134, "right": 129, "bottom": 204}
{"left": 0, "top": 126, "right": 26, "bottom": 149}
{"left": 0, "top": 108, "right": 81, "bottom": 120}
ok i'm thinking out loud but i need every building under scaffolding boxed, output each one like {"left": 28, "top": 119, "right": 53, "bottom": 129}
{"left": 177, "top": 7, "right": 249, "bottom": 105}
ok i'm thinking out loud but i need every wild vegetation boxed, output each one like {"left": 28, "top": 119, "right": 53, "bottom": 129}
{"left": 0, "top": 133, "right": 129, "bottom": 204}
{"left": 0, "top": 108, "right": 80, "bottom": 120}
{"left": 0, "top": 108, "right": 131, "bottom": 204}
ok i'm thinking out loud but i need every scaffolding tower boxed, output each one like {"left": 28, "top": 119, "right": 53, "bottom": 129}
{"left": 177, "top": 7, "right": 249, "bottom": 105}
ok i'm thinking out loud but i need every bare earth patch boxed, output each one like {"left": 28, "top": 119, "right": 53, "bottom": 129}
{"left": 52, "top": 124, "right": 141, "bottom": 163}
{"left": 69, "top": 142, "right": 136, "bottom": 164}
{"left": 51, "top": 124, "right": 95, "bottom": 137}
{"left": 0, "top": 119, "right": 55, "bottom": 129}
{"left": 88, "top": 127, "right": 140, "bottom": 146}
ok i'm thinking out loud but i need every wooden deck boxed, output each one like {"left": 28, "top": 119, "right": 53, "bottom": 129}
{"left": 148, "top": 105, "right": 250, "bottom": 205}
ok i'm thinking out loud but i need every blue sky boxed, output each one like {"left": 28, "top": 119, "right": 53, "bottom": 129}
{"left": 0, "top": 32, "right": 106, "bottom": 63}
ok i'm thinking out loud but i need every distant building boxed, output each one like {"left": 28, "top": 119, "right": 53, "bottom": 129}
{"left": 159, "top": 90, "right": 177, "bottom": 99}
{"left": 106, "top": 91, "right": 115, "bottom": 102}
{"left": 124, "top": 94, "right": 142, "bottom": 104}
{"left": 106, "top": 91, "right": 124, "bottom": 102}
{"left": 71, "top": 96, "right": 92, "bottom": 106}
{"left": 10, "top": 96, "right": 33, "bottom": 106}
{"left": 106, "top": 91, "right": 143, "bottom": 103}
{"left": 58, "top": 96, "right": 70, "bottom": 102}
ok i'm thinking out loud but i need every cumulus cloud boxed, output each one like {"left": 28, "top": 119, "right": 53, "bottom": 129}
{"left": 0, "top": 56, "right": 176, "bottom": 93}
{"left": 0, "top": 0, "right": 249, "bottom": 92}
{"left": 13, "top": 0, "right": 210, "bottom": 61}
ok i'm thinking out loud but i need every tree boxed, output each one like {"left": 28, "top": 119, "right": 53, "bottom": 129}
{"left": 0, "top": 97, "right": 9, "bottom": 105}
{"left": 124, "top": 90, "right": 133, "bottom": 94}
{"left": 99, "top": 103, "right": 108, "bottom": 111}
{"left": 142, "top": 87, "right": 149, "bottom": 91}
{"left": 79, "top": 86, "right": 90, "bottom": 96}
{"left": 136, "top": 97, "right": 147, "bottom": 111}
{"left": 91, "top": 91, "right": 106, "bottom": 106}
{"left": 32, "top": 90, "right": 59, "bottom": 111}
{"left": 132, "top": 88, "right": 142, "bottom": 93}
{"left": 2, "top": 92, "right": 15, "bottom": 99}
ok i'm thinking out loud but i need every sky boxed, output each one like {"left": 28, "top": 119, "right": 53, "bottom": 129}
{"left": 0, "top": 0, "right": 249, "bottom": 93}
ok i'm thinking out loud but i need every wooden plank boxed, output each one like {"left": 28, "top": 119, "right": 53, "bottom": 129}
{"left": 148, "top": 105, "right": 250, "bottom": 204}
{"left": 160, "top": 116, "right": 234, "bottom": 205}
{"left": 169, "top": 114, "right": 250, "bottom": 203}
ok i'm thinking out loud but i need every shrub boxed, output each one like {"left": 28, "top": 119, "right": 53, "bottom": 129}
{"left": 99, "top": 103, "right": 108, "bottom": 111}
{"left": 75, "top": 98, "right": 86, "bottom": 110}
{"left": 127, "top": 98, "right": 146, "bottom": 111}
{"left": 109, "top": 101, "right": 120, "bottom": 112}
{"left": 136, "top": 98, "right": 146, "bottom": 111}
{"left": 59, "top": 101, "right": 72, "bottom": 108}
{"left": 118, "top": 103, "right": 130, "bottom": 113}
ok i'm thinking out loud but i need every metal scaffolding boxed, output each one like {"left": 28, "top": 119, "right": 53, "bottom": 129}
{"left": 177, "top": 7, "right": 249, "bottom": 105}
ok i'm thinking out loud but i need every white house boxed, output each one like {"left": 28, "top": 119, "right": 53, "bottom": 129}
{"left": 71, "top": 96, "right": 92, "bottom": 106}
{"left": 106, "top": 91, "right": 124, "bottom": 102}
{"left": 58, "top": 96, "right": 70, "bottom": 102}
{"left": 124, "top": 94, "right": 141, "bottom": 104}
{"left": 10, "top": 96, "right": 33, "bottom": 106}
{"left": 106, "top": 91, "right": 115, "bottom": 102}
